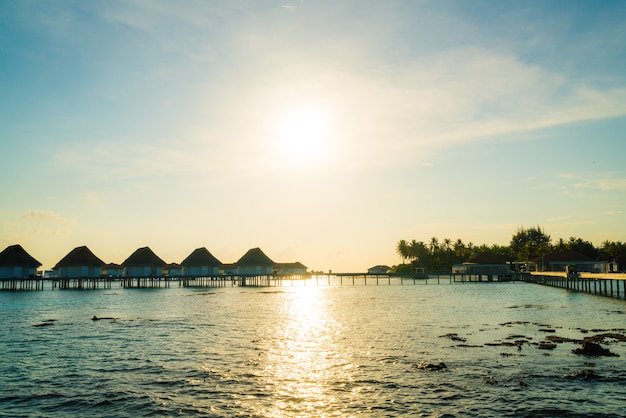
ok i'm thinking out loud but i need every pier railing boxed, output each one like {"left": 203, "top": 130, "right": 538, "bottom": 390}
{"left": 526, "top": 272, "right": 626, "bottom": 300}
{"left": 2, "top": 271, "right": 529, "bottom": 291}
{"left": 3, "top": 272, "right": 625, "bottom": 300}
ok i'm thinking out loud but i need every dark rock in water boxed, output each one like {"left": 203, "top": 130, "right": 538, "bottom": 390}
{"left": 483, "top": 376, "right": 499, "bottom": 385}
{"left": 585, "top": 332, "right": 626, "bottom": 343}
{"left": 92, "top": 315, "right": 116, "bottom": 321}
{"left": 439, "top": 333, "right": 466, "bottom": 342}
{"left": 33, "top": 319, "right": 56, "bottom": 327}
{"left": 546, "top": 335, "right": 582, "bottom": 344}
{"left": 573, "top": 341, "right": 618, "bottom": 357}
{"left": 538, "top": 343, "right": 557, "bottom": 350}
{"left": 416, "top": 362, "right": 447, "bottom": 371}
{"left": 565, "top": 369, "right": 600, "bottom": 380}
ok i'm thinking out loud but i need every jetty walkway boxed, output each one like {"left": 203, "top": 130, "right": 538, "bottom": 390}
{"left": 2, "top": 272, "right": 625, "bottom": 300}
{"left": 528, "top": 271, "right": 626, "bottom": 300}
{"left": 0, "top": 272, "right": 522, "bottom": 291}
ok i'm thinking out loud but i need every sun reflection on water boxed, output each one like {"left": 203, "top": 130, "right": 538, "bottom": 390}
{"left": 259, "top": 287, "right": 354, "bottom": 417}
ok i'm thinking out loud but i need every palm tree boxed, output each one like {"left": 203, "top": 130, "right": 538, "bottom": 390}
{"left": 396, "top": 240, "right": 409, "bottom": 264}
{"left": 429, "top": 236, "right": 439, "bottom": 254}
{"left": 453, "top": 239, "right": 465, "bottom": 258}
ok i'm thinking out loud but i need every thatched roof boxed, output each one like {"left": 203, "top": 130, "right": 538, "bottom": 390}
{"left": 54, "top": 246, "right": 105, "bottom": 269}
{"left": 181, "top": 247, "right": 222, "bottom": 267}
{"left": 275, "top": 262, "right": 308, "bottom": 270}
{"left": 237, "top": 247, "right": 274, "bottom": 267}
{"left": 122, "top": 247, "right": 166, "bottom": 267}
{"left": 0, "top": 244, "right": 41, "bottom": 267}
{"left": 104, "top": 263, "right": 122, "bottom": 269}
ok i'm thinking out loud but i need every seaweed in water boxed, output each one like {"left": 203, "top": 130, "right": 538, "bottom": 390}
{"left": 439, "top": 333, "right": 467, "bottom": 342}
{"left": 565, "top": 369, "right": 600, "bottom": 380}
{"left": 415, "top": 362, "right": 447, "bottom": 371}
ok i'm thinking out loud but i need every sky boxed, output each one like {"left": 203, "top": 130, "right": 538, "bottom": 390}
{"left": 1, "top": 0, "right": 626, "bottom": 272}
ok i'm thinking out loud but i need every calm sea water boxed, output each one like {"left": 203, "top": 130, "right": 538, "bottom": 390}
{"left": 1, "top": 280, "right": 625, "bottom": 417}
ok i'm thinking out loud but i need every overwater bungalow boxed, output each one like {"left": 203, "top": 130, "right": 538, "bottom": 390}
{"left": 165, "top": 263, "right": 182, "bottom": 276}
{"left": 122, "top": 246, "right": 166, "bottom": 277}
{"left": 236, "top": 247, "right": 275, "bottom": 275}
{"left": 0, "top": 244, "right": 42, "bottom": 279}
{"left": 181, "top": 247, "right": 222, "bottom": 276}
{"left": 275, "top": 262, "right": 308, "bottom": 275}
{"left": 220, "top": 263, "right": 238, "bottom": 275}
{"left": 103, "top": 263, "right": 123, "bottom": 277}
{"left": 53, "top": 245, "right": 105, "bottom": 278}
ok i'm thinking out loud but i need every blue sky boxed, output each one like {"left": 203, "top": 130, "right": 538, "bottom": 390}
{"left": 1, "top": 0, "right": 625, "bottom": 271}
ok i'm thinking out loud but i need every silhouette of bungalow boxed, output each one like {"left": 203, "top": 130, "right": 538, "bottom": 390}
{"left": 103, "top": 263, "right": 123, "bottom": 277}
{"left": 220, "top": 263, "right": 238, "bottom": 275}
{"left": 531, "top": 251, "right": 606, "bottom": 273}
{"left": 181, "top": 247, "right": 222, "bottom": 276}
{"left": 367, "top": 265, "right": 391, "bottom": 274}
{"left": 122, "top": 247, "right": 166, "bottom": 277}
{"left": 164, "top": 263, "right": 182, "bottom": 276}
{"left": 612, "top": 253, "right": 626, "bottom": 273}
{"left": 53, "top": 245, "right": 105, "bottom": 278}
{"left": 275, "top": 262, "right": 308, "bottom": 275}
{"left": 452, "top": 253, "right": 511, "bottom": 275}
{"left": 237, "top": 247, "right": 275, "bottom": 275}
{"left": 0, "top": 244, "right": 41, "bottom": 279}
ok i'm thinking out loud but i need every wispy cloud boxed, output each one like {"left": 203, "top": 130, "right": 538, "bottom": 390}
{"left": 574, "top": 178, "right": 626, "bottom": 191}
{"left": 603, "top": 210, "right": 622, "bottom": 215}
{"left": 16, "top": 210, "right": 73, "bottom": 239}
{"left": 546, "top": 215, "right": 572, "bottom": 223}
{"left": 22, "top": 209, "right": 65, "bottom": 222}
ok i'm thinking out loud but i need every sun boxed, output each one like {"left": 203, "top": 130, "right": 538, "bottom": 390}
{"left": 274, "top": 105, "right": 331, "bottom": 164}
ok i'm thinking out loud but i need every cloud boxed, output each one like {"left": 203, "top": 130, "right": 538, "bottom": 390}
{"left": 546, "top": 215, "right": 572, "bottom": 223}
{"left": 574, "top": 178, "right": 626, "bottom": 191}
{"left": 603, "top": 210, "right": 622, "bottom": 215}
{"left": 21, "top": 209, "right": 65, "bottom": 222}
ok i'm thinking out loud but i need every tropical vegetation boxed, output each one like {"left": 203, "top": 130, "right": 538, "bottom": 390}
{"left": 394, "top": 226, "right": 626, "bottom": 273}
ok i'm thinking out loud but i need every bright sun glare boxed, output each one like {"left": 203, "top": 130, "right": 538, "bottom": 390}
{"left": 275, "top": 106, "right": 331, "bottom": 165}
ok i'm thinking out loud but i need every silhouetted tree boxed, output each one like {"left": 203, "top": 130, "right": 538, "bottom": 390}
{"left": 396, "top": 240, "right": 409, "bottom": 263}
{"left": 566, "top": 237, "right": 598, "bottom": 259}
{"left": 510, "top": 226, "right": 551, "bottom": 261}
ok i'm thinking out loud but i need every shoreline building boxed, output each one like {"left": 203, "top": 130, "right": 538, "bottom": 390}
{"left": 181, "top": 247, "right": 222, "bottom": 276}
{"left": 0, "top": 244, "right": 42, "bottom": 279}
{"left": 531, "top": 251, "right": 607, "bottom": 273}
{"left": 53, "top": 246, "right": 105, "bottom": 278}
{"left": 367, "top": 265, "right": 391, "bottom": 274}
{"left": 122, "top": 246, "right": 166, "bottom": 277}
{"left": 452, "top": 253, "right": 512, "bottom": 275}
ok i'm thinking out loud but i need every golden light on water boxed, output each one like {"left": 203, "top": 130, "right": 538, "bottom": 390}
{"left": 260, "top": 287, "right": 354, "bottom": 416}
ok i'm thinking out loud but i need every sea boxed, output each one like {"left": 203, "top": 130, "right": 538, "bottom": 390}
{"left": 1, "top": 279, "right": 625, "bottom": 417}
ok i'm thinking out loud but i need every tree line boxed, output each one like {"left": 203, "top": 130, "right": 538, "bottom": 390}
{"left": 394, "top": 226, "right": 626, "bottom": 273}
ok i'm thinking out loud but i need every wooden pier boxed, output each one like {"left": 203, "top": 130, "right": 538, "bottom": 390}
{"left": 528, "top": 272, "right": 626, "bottom": 300}
{"left": 1, "top": 272, "right": 523, "bottom": 291}
{"left": 2, "top": 272, "right": 626, "bottom": 300}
